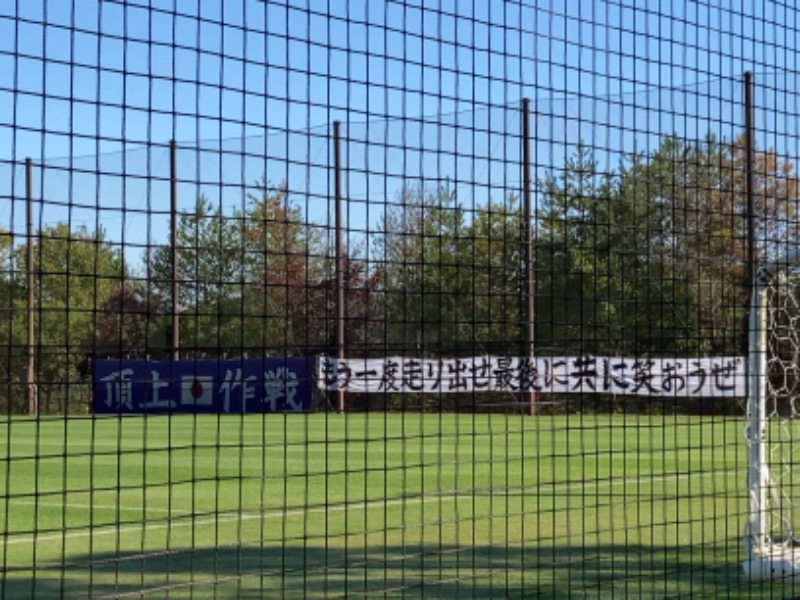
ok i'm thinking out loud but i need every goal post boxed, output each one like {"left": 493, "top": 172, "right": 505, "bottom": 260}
{"left": 744, "top": 249, "right": 800, "bottom": 580}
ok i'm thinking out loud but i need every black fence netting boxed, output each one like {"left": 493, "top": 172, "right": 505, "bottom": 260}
{"left": 2, "top": 0, "right": 800, "bottom": 597}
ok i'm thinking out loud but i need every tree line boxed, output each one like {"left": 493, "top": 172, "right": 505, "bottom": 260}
{"left": 0, "top": 133, "right": 796, "bottom": 413}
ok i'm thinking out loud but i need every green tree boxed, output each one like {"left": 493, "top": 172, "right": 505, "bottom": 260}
{"left": 536, "top": 145, "right": 626, "bottom": 354}
{"left": 675, "top": 133, "right": 799, "bottom": 352}
{"left": 303, "top": 251, "right": 383, "bottom": 357}
{"left": 146, "top": 181, "right": 327, "bottom": 357}
{"left": 92, "top": 282, "right": 167, "bottom": 358}
{"left": 0, "top": 229, "right": 23, "bottom": 412}
{"left": 465, "top": 196, "right": 525, "bottom": 354}
{"left": 16, "top": 223, "right": 125, "bottom": 412}
{"left": 148, "top": 195, "right": 246, "bottom": 356}
{"left": 378, "top": 184, "right": 525, "bottom": 356}
{"left": 378, "top": 184, "right": 468, "bottom": 355}
{"left": 537, "top": 133, "right": 800, "bottom": 357}
{"left": 240, "top": 179, "right": 326, "bottom": 354}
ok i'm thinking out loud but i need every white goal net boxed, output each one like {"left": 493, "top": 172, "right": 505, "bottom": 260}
{"left": 745, "top": 250, "right": 800, "bottom": 580}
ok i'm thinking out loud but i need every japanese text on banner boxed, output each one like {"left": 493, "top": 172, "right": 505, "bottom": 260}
{"left": 316, "top": 355, "right": 745, "bottom": 397}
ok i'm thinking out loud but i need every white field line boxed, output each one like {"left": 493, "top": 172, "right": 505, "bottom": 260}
{"left": 7, "top": 500, "right": 177, "bottom": 514}
{"left": 545, "top": 467, "right": 730, "bottom": 493}
{"left": 3, "top": 498, "right": 402, "bottom": 546}
{"left": 1, "top": 468, "right": 728, "bottom": 547}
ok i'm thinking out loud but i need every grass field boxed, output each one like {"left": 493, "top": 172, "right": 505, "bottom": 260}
{"left": 0, "top": 412, "right": 782, "bottom": 598}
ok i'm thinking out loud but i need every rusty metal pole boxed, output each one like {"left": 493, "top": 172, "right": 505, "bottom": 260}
{"left": 521, "top": 99, "right": 537, "bottom": 415}
{"left": 333, "top": 121, "right": 346, "bottom": 413}
{"left": 25, "top": 158, "right": 37, "bottom": 416}
{"left": 744, "top": 72, "right": 756, "bottom": 306}
{"left": 170, "top": 140, "right": 180, "bottom": 360}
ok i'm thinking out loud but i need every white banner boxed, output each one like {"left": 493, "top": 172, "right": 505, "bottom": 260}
{"left": 317, "top": 355, "right": 746, "bottom": 397}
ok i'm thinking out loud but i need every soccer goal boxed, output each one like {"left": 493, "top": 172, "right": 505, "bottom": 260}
{"left": 744, "top": 249, "right": 800, "bottom": 580}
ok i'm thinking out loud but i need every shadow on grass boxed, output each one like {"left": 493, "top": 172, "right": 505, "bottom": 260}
{"left": 1, "top": 540, "right": 773, "bottom": 599}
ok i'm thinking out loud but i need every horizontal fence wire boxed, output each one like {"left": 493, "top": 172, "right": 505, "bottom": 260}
{"left": 2, "top": 0, "right": 800, "bottom": 597}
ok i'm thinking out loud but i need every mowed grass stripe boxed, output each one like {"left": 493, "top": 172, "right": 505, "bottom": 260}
{"left": 3, "top": 465, "right": 735, "bottom": 544}
{"left": 0, "top": 413, "right": 751, "bottom": 598}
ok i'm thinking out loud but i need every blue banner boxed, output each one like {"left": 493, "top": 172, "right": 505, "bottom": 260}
{"left": 92, "top": 358, "right": 314, "bottom": 414}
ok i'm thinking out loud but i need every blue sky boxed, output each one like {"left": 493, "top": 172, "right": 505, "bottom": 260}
{"left": 3, "top": 0, "right": 795, "bottom": 155}
{"left": 1, "top": 0, "right": 799, "bottom": 266}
